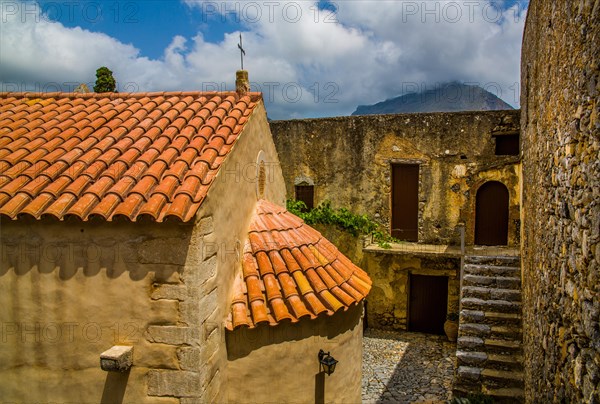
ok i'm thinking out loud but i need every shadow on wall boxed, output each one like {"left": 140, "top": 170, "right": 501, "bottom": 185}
{"left": 315, "top": 371, "right": 325, "bottom": 404}
{"left": 226, "top": 303, "right": 363, "bottom": 360}
{"left": 0, "top": 221, "right": 192, "bottom": 281}
{"left": 101, "top": 371, "right": 130, "bottom": 404}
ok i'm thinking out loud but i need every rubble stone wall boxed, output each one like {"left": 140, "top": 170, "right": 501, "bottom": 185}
{"left": 271, "top": 110, "right": 521, "bottom": 246}
{"left": 521, "top": 1, "right": 600, "bottom": 402}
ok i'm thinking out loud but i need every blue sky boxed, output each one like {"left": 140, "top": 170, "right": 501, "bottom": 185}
{"left": 1, "top": 0, "right": 529, "bottom": 119}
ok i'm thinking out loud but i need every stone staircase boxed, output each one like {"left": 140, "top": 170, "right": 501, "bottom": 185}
{"left": 453, "top": 255, "right": 524, "bottom": 403}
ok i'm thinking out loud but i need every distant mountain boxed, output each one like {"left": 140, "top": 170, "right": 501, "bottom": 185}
{"left": 352, "top": 82, "right": 514, "bottom": 115}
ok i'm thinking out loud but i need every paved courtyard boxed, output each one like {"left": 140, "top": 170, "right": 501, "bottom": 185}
{"left": 362, "top": 329, "right": 457, "bottom": 404}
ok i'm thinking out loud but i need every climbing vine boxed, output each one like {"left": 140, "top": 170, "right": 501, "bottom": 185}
{"left": 286, "top": 199, "right": 401, "bottom": 248}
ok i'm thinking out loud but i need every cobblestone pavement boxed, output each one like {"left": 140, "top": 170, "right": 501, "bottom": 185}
{"left": 362, "top": 329, "right": 457, "bottom": 404}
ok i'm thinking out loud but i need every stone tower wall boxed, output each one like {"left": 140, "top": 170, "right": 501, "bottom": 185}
{"left": 521, "top": 1, "right": 599, "bottom": 402}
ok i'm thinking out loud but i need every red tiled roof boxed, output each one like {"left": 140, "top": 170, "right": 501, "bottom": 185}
{"left": 226, "top": 199, "right": 372, "bottom": 330}
{"left": 0, "top": 91, "right": 262, "bottom": 222}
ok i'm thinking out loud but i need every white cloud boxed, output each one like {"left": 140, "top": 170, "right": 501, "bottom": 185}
{"left": 0, "top": 0, "right": 527, "bottom": 118}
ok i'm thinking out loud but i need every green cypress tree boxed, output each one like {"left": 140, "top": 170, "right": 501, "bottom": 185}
{"left": 93, "top": 67, "right": 117, "bottom": 93}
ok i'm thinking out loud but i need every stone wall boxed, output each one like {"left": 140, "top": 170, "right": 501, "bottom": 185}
{"left": 271, "top": 110, "right": 521, "bottom": 246}
{"left": 521, "top": 1, "right": 599, "bottom": 403}
{"left": 362, "top": 249, "right": 460, "bottom": 331}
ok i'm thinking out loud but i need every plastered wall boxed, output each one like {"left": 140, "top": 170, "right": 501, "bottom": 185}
{"left": 225, "top": 303, "right": 363, "bottom": 404}
{"left": 0, "top": 219, "right": 192, "bottom": 404}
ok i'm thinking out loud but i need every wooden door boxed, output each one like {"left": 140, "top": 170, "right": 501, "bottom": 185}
{"left": 391, "top": 164, "right": 419, "bottom": 241}
{"left": 475, "top": 181, "right": 509, "bottom": 246}
{"left": 409, "top": 275, "right": 448, "bottom": 335}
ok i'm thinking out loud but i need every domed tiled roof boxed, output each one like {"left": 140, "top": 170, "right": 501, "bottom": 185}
{"left": 226, "top": 199, "right": 372, "bottom": 330}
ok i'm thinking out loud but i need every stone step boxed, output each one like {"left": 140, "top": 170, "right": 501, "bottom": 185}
{"left": 484, "top": 338, "right": 523, "bottom": 355}
{"left": 454, "top": 386, "right": 524, "bottom": 404}
{"left": 459, "top": 322, "right": 523, "bottom": 340}
{"left": 481, "top": 386, "right": 525, "bottom": 402}
{"left": 462, "top": 286, "right": 522, "bottom": 302}
{"left": 455, "top": 255, "right": 524, "bottom": 400}
{"left": 456, "top": 365, "right": 482, "bottom": 384}
{"left": 463, "top": 264, "right": 521, "bottom": 278}
{"left": 465, "top": 255, "right": 520, "bottom": 266}
{"left": 456, "top": 350, "right": 487, "bottom": 367}
{"left": 487, "top": 353, "right": 524, "bottom": 371}
{"left": 456, "top": 350, "right": 523, "bottom": 371}
{"left": 457, "top": 336, "right": 485, "bottom": 351}
{"left": 460, "top": 310, "right": 522, "bottom": 326}
{"left": 457, "top": 336, "right": 522, "bottom": 354}
{"left": 482, "top": 368, "right": 525, "bottom": 389}
{"left": 463, "top": 274, "right": 521, "bottom": 289}
{"left": 462, "top": 297, "right": 521, "bottom": 314}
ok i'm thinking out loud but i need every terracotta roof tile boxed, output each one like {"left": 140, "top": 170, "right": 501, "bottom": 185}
{"left": 226, "top": 200, "right": 372, "bottom": 330}
{"left": 0, "top": 91, "right": 262, "bottom": 221}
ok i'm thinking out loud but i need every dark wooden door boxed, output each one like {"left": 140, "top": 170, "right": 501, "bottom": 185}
{"left": 475, "top": 181, "right": 509, "bottom": 246}
{"left": 409, "top": 275, "right": 448, "bottom": 335}
{"left": 295, "top": 185, "right": 314, "bottom": 211}
{"left": 391, "top": 164, "right": 419, "bottom": 241}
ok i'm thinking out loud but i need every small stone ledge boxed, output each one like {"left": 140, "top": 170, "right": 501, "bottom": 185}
{"left": 100, "top": 345, "right": 133, "bottom": 372}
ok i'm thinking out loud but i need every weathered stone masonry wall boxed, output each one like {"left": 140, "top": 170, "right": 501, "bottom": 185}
{"left": 271, "top": 111, "right": 521, "bottom": 332}
{"left": 271, "top": 110, "right": 521, "bottom": 246}
{"left": 521, "top": 1, "right": 599, "bottom": 403}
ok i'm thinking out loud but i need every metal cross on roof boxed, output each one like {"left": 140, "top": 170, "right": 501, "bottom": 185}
{"left": 238, "top": 33, "right": 246, "bottom": 70}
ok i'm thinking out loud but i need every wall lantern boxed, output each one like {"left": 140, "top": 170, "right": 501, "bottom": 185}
{"left": 318, "top": 349, "right": 338, "bottom": 376}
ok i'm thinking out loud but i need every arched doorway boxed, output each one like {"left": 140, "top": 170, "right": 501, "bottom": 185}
{"left": 475, "top": 181, "right": 509, "bottom": 246}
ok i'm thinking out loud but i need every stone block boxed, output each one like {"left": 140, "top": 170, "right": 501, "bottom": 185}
{"left": 147, "top": 370, "right": 202, "bottom": 397}
{"left": 460, "top": 323, "right": 491, "bottom": 337}
{"left": 180, "top": 299, "right": 201, "bottom": 326}
{"left": 197, "top": 216, "right": 214, "bottom": 236}
{"left": 146, "top": 326, "right": 199, "bottom": 346}
{"left": 185, "top": 255, "right": 217, "bottom": 287}
{"left": 138, "top": 238, "right": 188, "bottom": 265}
{"left": 198, "top": 288, "right": 219, "bottom": 324}
{"left": 200, "top": 326, "right": 222, "bottom": 362}
{"left": 201, "top": 233, "right": 218, "bottom": 261}
{"left": 153, "top": 269, "right": 182, "bottom": 284}
{"left": 152, "top": 284, "right": 188, "bottom": 301}
{"left": 100, "top": 345, "right": 133, "bottom": 372}
{"left": 177, "top": 347, "right": 201, "bottom": 371}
